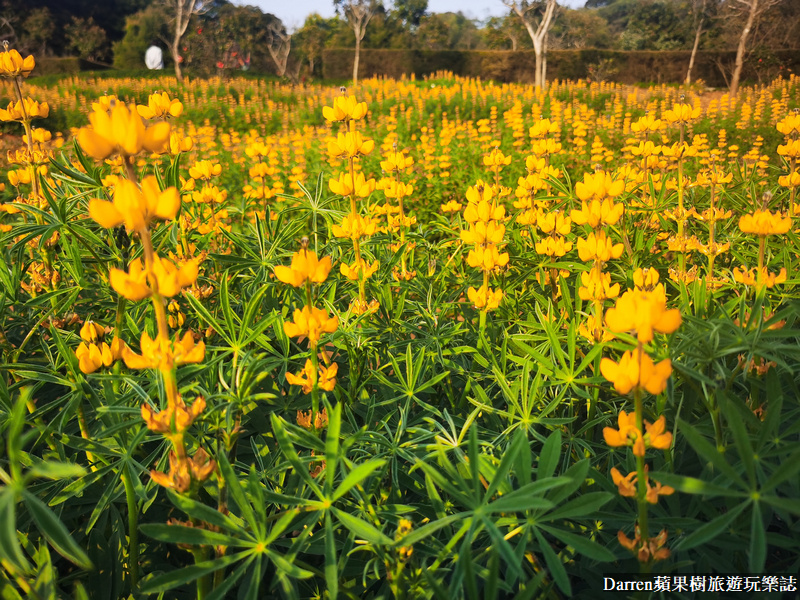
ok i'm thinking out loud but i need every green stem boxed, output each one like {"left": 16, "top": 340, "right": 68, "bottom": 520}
{"left": 122, "top": 464, "right": 140, "bottom": 591}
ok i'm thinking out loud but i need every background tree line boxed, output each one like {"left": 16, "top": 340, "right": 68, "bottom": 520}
{"left": 1, "top": 0, "right": 798, "bottom": 84}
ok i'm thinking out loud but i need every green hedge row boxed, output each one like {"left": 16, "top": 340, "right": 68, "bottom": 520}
{"left": 30, "top": 57, "right": 112, "bottom": 77}
{"left": 323, "top": 48, "right": 800, "bottom": 87}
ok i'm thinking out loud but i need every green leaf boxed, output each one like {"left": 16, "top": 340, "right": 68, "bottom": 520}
{"left": 541, "top": 492, "right": 612, "bottom": 522}
{"left": 332, "top": 507, "right": 393, "bottom": 546}
{"left": 264, "top": 549, "right": 314, "bottom": 579}
{"left": 534, "top": 528, "right": 571, "bottom": 595}
{"left": 486, "top": 479, "right": 562, "bottom": 513}
{"left": 139, "top": 523, "right": 245, "bottom": 548}
{"left": 673, "top": 502, "right": 748, "bottom": 551}
{"left": 22, "top": 491, "right": 92, "bottom": 570}
{"left": 749, "top": 502, "right": 766, "bottom": 573}
{"left": 140, "top": 551, "right": 250, "bottom": 594}
{"left": 538, "top": 525, "right": 615, "bottom": 562}
{"left": 217, "top": 453, "right": 259, "bottom": 529}
{"left": 27, "top": 462, "right": 86, "bottom": 481}
{"left": 0, "top": 490, "right": 29, "bottom": 574}
{"left": 332, "top": 459, "right": 386, "bottom": 501}
{"left": 394, "top": 513, "right": 465, "bottom": 547}
{"left": 677, "top": 419, "right": 746, "bottom": 487}
{"left": 648, "top": 472, "right": 746, "bottom": 498}
{"left": 324, "top": 512, "right": 338, "bottom": 600}
{"left": 167, "top": 489, "right": 249, "bottom": 535}
{"left": 537, "top": 430, "right": 561, "bottom": 481}
{"left": 325, "top": 400, "right": 342, "bottom": 493}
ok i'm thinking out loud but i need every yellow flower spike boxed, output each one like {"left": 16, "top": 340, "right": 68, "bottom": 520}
{"left": 464, "top": 198, "right": 505, "bottom": 224}
{"left": 0, "top": 98, "right": 49, "bottom": 122}
{"left": 89, "top": 176, "right": 180, "bottom": 232}
{"left": 151, "top": 255, "right": 200, "bottom": 297}
{"left": 0, "top": 48, "right": 35, "bottom": 78}
{"left": 483, "top": 148, "right": 512, "bottom": 168}
{"left": 528, "top": 118, "right": 559, "bottom": 138}
{"left": 571, "top": 199, "right": 624, "bottom": 228}
{"left": 604, "top": 286, "right": 681, "bottom": 344}
{"left": 464, "top": 183, "right": 494, "bottom": 206}
{"left": 77, "top": 101, "right": 170, "bottom": 160}
{"left": 109, "top": 259, "right": 151, "bottom": 301}
{"left": 328, "top": 171, "right": 375, "bottom": 197}
{"left": 467, "top": 285, "right": 503, "bottom": 311}
{"left": 283, "top": 305, "right": 338, "bottom": 347}
{"left": 535, "top": 236, "right": 573, "bottom": 257}
{"left": 601, "top": 349, "right": 673, "bottom": 396}
{"left": 275, "top": 248, "right": 333, "bottom": 288}
{"left": 188, "top": 160, "right": 222, "bottom": 181}
{"left": 460, "top": 221, "right": 505, "bottom": 246}
{"left": 327, "top": 131, "right": 374, "bottom": 159}
{"left": 137, "top": 91, "right": 184, "bottom": 120}
{"left": 644, "top": 416, "right": 673, "bottom": 450}
{"left": 440, "top": 200, "right": 462, "bottom": 213}
{"left": 603, "top": 410, "right": 640, "bottom": 447}
{"left": 80, "top": 320, "right": 105, "bottom": 342}
{"left": 576, "top": 231, "right": 624, "bottom": 263}
{"left": 779, "top": 172, "right": 800, "bottom": 188}
{"left": 141, "top": 395, "right": 206, "bottom": 435}
{"left": 738, "top": 209, "right": 791, "bottom": 236}
{"left": 578, "top": 270, "right": 619, "bottom": 301}
{"left": 323, "top": 95, "right": 368, "bottom": 122}
{"left": 536, "top": 211, "right": 571, "bottom": 236}
{"left": 169, "top": 132, "right": 193, "bottom": 155}
{"left": 286, "top": 359, "right": 338, "bottom": 394}
{"left": 575, "top": 171, "right": 624, "bottom": 202}
{"left": 733, "top": 266, "right": 787, "bottom": 288}
{"left": 777, "top": 114, "right": 800, "bottom": 136}
{"left": 383, "top": 180, "right": 413, "bottom": 199}
{"left": 466, "top": 245, "right": 509, "bottom": 272}
{"left": 331, "top": 213, "right": 377, "bottom": 240}
{"left": 297, "top": 407, "right": 330, "bottom": 430}
{"left": 75, "top": 342, "right": 105, "bottom": 374}
{"left": 777, "top": 140, "right": 800, "bottom": 159}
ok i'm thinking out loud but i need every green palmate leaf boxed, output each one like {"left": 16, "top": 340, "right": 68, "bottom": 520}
{"left": 264, "top": 548, "right": 314, "bottom": 579}
{"left": 761, "top": 448, "right": 800, "bottom": 494}
{"left": 26, "top": 461, "right": 86, "bottom": 482}
{"left": 205, "top": 556, "right": 256, "bottom": 600}
{"left": 140, "top": 523, "right": 245, "bottom": 547}
{"left": 673, "top": 502, "right": 748, "bottom": 551}
{"left": 486, "top": 479, "right": 562, "bottom": 514}
{"left": 480, "top": 516, "right": 522, "bottom": 580}
{"left": 718, "top": 391, "right": 755, "bottom": 485}
{"left": 542, "top": 492, "right": 612, "bottom": 522}
{"left": 395, "top": 513, "right": 465, "bottom": 547}
{"left": 140, "top": 551, "right": 250, "bottom": 594}
{"left": 677, "top": 419, "right": 746, "bottom": 487}
{"left": 648, "top": 472, "right": 746, "bottom": 498}
{"left": 22, "top": 491, "right": 92, "bottom": 570}
{"left": 217, "top": 453, "right": 259, "bottom": 528}
{"left": 547, "top": 459, "right": 590, "bottom": 505}
{"left": 483, "top": 426, "right": 524, "bottom": 501}
{"left": 324, "top": 512, "right": 338, "bottom": 600}
{"left": 534, "top": 528, "right": 571, "bottom": 595}
{"left": 332, "top": 459, "right": 386, "bottom": 501}
{"left": 332, "top": 507, "right": 393, "bottom": 546}
{"left": 167, "top": 489, "right": 249, "bottom": 535}
{"left": 538, "top": 525, "right": 615, "bottom": 562}
{"left": 325, "top": 400, "right": 342, "bottom": 492}
{"left": 270, "top": 413, "right": 325, "bottom": 498}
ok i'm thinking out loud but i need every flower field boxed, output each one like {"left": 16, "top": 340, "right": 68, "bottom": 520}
{"left": 2, "top": 47, "right": 800, "bottom": 599}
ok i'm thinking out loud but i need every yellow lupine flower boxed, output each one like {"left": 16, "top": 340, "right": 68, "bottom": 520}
{"left": 535, "top": 236, "right": 572, "bottom": 257}
{"left": 604, "top": 286, "right": 682, "bottom": 344}
{"left": 579, "top": 270, "right": 619, "bottom": 301}
{"left": 0, "top": 98, "right": 49, "bottom": 122}
{"left": 571, "top": 199, "right": 624, "bottom": 228}
{"left": 459, "top": 221, "right": 505, "bottom": 246}
{"left": 323, "top": 95, "right": 367, "bottom": 122}
{"left": 331, "top": 213, "right": 377, "bottom": 240}
{"left": 89, "top": 176, "right": 180, "bottom": 233}
{"left": 776, "top": 113, "right": 800, "bottom": 136}
{"left": 77, "top": 102, "right": 170, "bottom": 160}
{"left": 576, "top": 231, "right": 624, "bottom": 262}
{"left": 286, "top": 359, "right": 338, "bottom": 394}
{"left": 80, "top": 320, "right": 105, "bottom": 342}
{"left": 575, "top": 171, "right": 624, "bottom": 202}
{"left": 75, "top": 341, "right": 114, "bottom": 374}
{"left": 466, "top": 245, "right": 509, "bottom": 271}
{"left": 340, "top": 258, "right": 379, "bottom": 281}
{"left": 141, "top": 396, "right": 205, "bottom": 435}
{"left": 738, "top": 210, "right": 791, "bottom": 236}
{"left": 123, "top": 331, "right": 205, "bottom": 371}
{"left": 283, "top": 305, "right": 338, "bottom": 347}
{"left": 663, "top": 102, "right": 700, "bottom": 123}
{"left": 632, "top": 268, "right": 660, "bottom": 291}
{"left": 380, "top": 150, "right": 414, "bottom": 172}
{"left": 188, "top": 160, "right": 222, "bottom": 181}
{"left": 467, "top": 285, "right": 503, "bottom": 311}
{"left": 329, "top": 171, "right": 375, "bottom": 197}
{"left": 109, "top": 259, "right": 151, "bottom": 300}
{"left": 327, "top": 131, "right": 374, "bottom": 159}
{"left": 274, "top": 249, "right": 333, "bottom": 287}
{"left": 464, "top": 199, "right": 505, "bottom": 224}
{"left": 0, "top": 48, "right": 35, "bottom": 78}
{"left": 601, "top": 349, "right": 673, "bottom": 396}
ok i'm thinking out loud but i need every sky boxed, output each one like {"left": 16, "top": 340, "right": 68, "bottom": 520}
{"left": 236, "top": 0, "right": 584, "bottom": 30}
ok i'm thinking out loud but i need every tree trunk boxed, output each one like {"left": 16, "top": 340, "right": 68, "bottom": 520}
{"left": 730, "top": 0, "right": 758, "bottom": 96}
{"left": 172, "top": 41, "right": 183, "bottom": 82}
{"left": 685, "top": 21, "right": 703, "bottom": 84}
{"left": 353, "top": 34, "right": 361, "bottom": 87}
{"left": 542, "top": 33, "right": 548, "bottom": 88}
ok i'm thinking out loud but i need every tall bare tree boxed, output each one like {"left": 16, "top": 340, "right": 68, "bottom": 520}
{"left": 501, "top": 0, "right": 558, "bottom": 89}
{"left": 334, "top": 0, "right": 379, "bottom": 86}
{"left": 163, "top": 0, "right": 208, "bottom": 82}
{"left": 266, "top": 24, "right": 292, "bottom": 78}
{"left": 686, "top": 0, "right": 712, "bottom": 84}
{"left": 728, "top": 0, "right": 783, "bottom": 95}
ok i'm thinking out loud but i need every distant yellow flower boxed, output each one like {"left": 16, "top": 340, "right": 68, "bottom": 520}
{"left": 283, "top": 305, "right": 338, "bottom": 347}
{"left": 440, "top": 200, "right": 462, "bottom": 213}
{"left": 0, "top": 48, "right": 35, "bottom": 78}
{"left": 600, "top": 349, "right": 673, "bottom": 396}
{"left": 88, "top": 176, "right": 180, "bottom": 233}
{"left": 604, "top": 286, "right": 681, "bottom": 343}
{"left": 733, "top": 266, "right": 787, "bottom": 288}
{"left": 483, "top": 148, "right": 512, "bottom": 168}
{"left": 137, "top": 91, "right": 184, "bottom": 120}
{"left": 323, "top": 95, "right": 367, "bottom": 122}
{"left": 286, "top": 359, "right": 338, "bottom": 394}
{"left": 188, "top": 160, "right": 222, "bottom": 181}
{"left": 77, "top": 102, "right": 170, "bottom": 160}
{"left": 275, "top": 249, "right": 332, "bottom": 287}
